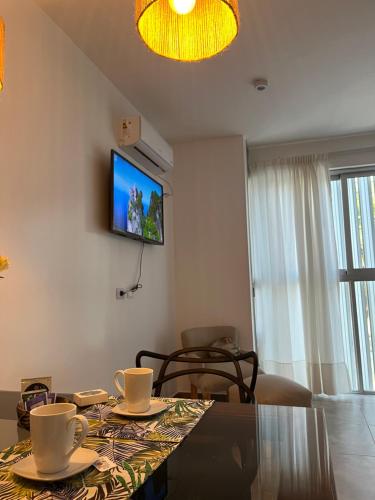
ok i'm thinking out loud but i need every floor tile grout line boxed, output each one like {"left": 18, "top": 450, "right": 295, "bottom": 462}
{"left": 362, "top": 411, "right": 375, "bottom": 444}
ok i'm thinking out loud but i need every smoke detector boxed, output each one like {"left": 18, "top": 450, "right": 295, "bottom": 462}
{"left": 253, "top": 79, "right": 269, "bottom": 92}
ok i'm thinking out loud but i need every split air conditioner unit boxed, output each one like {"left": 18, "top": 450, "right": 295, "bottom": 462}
{"left": 119, "top": 116, "right": 174, "bottom": 175}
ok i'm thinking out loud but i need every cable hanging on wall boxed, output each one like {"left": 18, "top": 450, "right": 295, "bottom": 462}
{"left": 118, "top": 242, "right": 145, "bottom": 299}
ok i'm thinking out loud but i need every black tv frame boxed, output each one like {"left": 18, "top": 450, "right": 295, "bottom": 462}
{"left": 110, "top": 149, "right": 164, "bottom": 246}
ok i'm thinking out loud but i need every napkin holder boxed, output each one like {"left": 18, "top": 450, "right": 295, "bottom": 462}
{"left": 16, "top": 395, "right": 71, "bottom": 430}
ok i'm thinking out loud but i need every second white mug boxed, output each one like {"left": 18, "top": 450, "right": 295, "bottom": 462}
{"left": 113, "top": 367, "right": 153, "bottom": 413}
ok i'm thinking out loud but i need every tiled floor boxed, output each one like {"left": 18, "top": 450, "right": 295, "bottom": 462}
{"left": 313, "top": 394, "right": 375, "bottom": 499}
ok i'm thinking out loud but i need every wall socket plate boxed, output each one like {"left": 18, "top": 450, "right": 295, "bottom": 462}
{"left": 116, "top": 288, "right": 126, "bottom": 300}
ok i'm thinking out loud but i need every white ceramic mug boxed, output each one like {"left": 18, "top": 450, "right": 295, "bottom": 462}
{"left": 114, "top": 367, "right": 153, "bottom": 413}
{"left": 30, "top": 403, "right": 89, "bottom": 474}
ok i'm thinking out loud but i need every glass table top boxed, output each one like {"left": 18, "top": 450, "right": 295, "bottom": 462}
{"left": 0, "top": 402, "right": 336, "bottom": 499}
{"left": 135, "top": 403, "right": 336, "bottom": 500}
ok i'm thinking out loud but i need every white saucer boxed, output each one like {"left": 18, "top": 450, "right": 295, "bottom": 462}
{"left": 11, "top": 447, "right": 99, "bottom": 482}
{"left": 112, "top": 400, "right": 169, "bottom": 418}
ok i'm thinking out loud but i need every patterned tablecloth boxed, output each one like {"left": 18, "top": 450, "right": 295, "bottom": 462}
{"left": 0, "top": 397, "right": 213, "bottom": 499}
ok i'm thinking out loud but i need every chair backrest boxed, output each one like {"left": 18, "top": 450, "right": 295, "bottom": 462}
{"left": 136, "top": 347, "right": 258, "bottom": 404}
{"left": 181, "top": 326, "right": 239, "bottom": 349}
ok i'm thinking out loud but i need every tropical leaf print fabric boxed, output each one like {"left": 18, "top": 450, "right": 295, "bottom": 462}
{"left": 0, "top": 398, "right": 213, "bottom": 499}
{"left": 0, "top": 438, "right": 177, "bottom": 499}
{"left": 82, "top": 397, "right": 214, "bottom": 443}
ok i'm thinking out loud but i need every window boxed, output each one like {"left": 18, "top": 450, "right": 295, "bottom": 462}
{"left": 331, "top": 170, "right": 375, "bottom": 392}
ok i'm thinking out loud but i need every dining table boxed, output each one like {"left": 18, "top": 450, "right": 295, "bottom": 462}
{"left": 0, "top": 396, "right": 337, "bottom": 499}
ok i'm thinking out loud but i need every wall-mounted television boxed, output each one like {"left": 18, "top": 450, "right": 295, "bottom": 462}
{"left": 111, "top": 150, "right": 164, "bottom": 245}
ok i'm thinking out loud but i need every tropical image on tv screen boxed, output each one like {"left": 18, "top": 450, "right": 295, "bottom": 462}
{"left": 113, "top": 152, "right": 163, "bottom": 243}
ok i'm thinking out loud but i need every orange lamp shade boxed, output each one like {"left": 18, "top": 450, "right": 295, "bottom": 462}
{"left": 135, "top": 0, "right": 239, "bottom": 62}
{"left": 0, "top": 18, "right": 4, "bottom": 90}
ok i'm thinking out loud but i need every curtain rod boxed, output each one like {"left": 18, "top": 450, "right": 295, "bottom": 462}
{"left": 250, "top": 146, "right": 375, "bottom": 169}
{"left": 328, "top": 145, "right": 375, "bottom": 159}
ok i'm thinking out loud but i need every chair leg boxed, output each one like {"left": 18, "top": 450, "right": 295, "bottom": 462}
{"left": 190, "top": 384, "right": 198, "bottom": 399}
{"left": 203, "top": 391, "right": 211, "bottom": 400}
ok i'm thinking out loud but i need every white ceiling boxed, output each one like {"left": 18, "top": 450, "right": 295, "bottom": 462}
{"left": 35, "top": 0, "right": 375, "bottom": 145}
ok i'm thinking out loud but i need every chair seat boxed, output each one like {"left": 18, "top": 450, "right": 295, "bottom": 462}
{"left": 228, "top": 374, "right": 312, "bottom": 407}
{"left": 196, "top": 361, "right": 263, "bottom": 393}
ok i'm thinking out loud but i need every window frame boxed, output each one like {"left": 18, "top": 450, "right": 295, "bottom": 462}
{"left": 331, "top": 167, "right": 375, "bottom": 393}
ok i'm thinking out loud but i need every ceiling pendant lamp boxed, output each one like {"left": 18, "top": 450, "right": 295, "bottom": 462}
{"left": 0, "top": 18, "right": 4, "bottom": 90}
{"left": 135, "top": 0, "right": 240, "bottom": 62}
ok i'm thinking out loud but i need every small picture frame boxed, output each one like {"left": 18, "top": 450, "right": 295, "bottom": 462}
{"left": 21, "top": 389, "right": 48, "bottom": 410}
{"left": 25, "top": 393, "right": 48, "bottom": 411}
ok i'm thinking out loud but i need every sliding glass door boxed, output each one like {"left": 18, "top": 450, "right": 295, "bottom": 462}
{"left": 331, "top": 171, "right": 375, "bottom": 392}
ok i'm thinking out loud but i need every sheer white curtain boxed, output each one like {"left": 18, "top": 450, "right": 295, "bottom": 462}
{"left": 248, "top": 155, "right": 349, "bottom": 394}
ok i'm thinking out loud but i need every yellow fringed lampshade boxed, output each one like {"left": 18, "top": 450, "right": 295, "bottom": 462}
{"left": 135, "top": 0, "right": 239, "bottom": 62}
{"left": 0, "top": 18, "right": 4, "bottom": 90}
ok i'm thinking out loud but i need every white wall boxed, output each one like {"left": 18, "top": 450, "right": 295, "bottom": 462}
{"left": 0, "top": 0, "right": 176, "bottom": 392}
{"left": 173, "top": 136, "right": 253, "bottom": 350}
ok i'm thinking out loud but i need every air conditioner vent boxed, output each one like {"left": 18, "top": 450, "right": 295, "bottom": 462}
{"left": 119, "top": 116, "right": 174, "bottom": 175}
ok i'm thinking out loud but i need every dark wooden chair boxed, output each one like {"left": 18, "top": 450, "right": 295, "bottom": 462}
{"left": 136, "top": 347, "right": 258, "bottom": 404}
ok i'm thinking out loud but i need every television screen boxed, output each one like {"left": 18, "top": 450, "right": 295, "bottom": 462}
{"left": 111, "top": 150, "right": 164, "bottom": 245}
